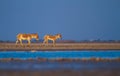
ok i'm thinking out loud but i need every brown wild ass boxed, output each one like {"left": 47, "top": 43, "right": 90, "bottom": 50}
{"left": 43, "top": 34, "right": 62, "bottom": 46}
{"left": 16, "top": 33, "right": 39, "bottom": 45}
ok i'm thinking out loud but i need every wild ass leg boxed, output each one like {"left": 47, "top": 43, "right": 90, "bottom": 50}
{"left": 16, "top": 39, "right": 19, "bottom": 45}
{"left": 43, "top": 39, "right": 48, "bottom": 46}
{"left": 53, "top": 40, "right": 56, "bottom": 46}
{"left": 28, "top": 39, "right": 31, "bottom": 46}
{"left": 43, "top": 40, "right": 46, "bottom": 44}
{"left": 20, "top": 39, "right": 23, "bottom": 46}
{"left": 46, "top": 40, "right": 49, "bottom": 45}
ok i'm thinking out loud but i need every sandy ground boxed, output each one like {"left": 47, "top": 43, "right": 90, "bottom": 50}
{"left": 0, "top": 42, "right": 120, "bottom": 51}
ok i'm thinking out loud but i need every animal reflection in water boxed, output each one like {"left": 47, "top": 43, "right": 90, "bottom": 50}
{"left": 43, "top": 34, "right": 62, "bottom": 46}
{"left": 16, "top": 33, "right": 39, "bottom": 45}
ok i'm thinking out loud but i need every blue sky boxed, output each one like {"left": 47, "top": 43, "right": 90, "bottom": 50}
{"left": 0, "top": 0, "right": 120, "bottom": 41}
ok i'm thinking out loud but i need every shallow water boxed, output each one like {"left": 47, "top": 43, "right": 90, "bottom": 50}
{"left": 0, "top": 50, "right": 120, "bottom": 59}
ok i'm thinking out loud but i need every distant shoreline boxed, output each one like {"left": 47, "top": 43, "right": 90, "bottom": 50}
{"left": 0, "top": 40, "right": 120, "bottom": 43}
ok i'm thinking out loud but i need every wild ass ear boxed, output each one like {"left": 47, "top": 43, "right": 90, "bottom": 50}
{"left": 58, "top": 33, "right": 62, "bottom": 39}
{"left": 56, "top": 33, "right": 60, "bottom": 35}
{"left": 58, "top": 33, "right": 62, "bottom": 36}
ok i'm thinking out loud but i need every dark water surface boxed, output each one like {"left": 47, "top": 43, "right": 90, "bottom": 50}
{"left": 0, "top": 61, "right": 120, "bottom": 70}
{"left": 0, "top": 61, "right": 120, "bottom": 76}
